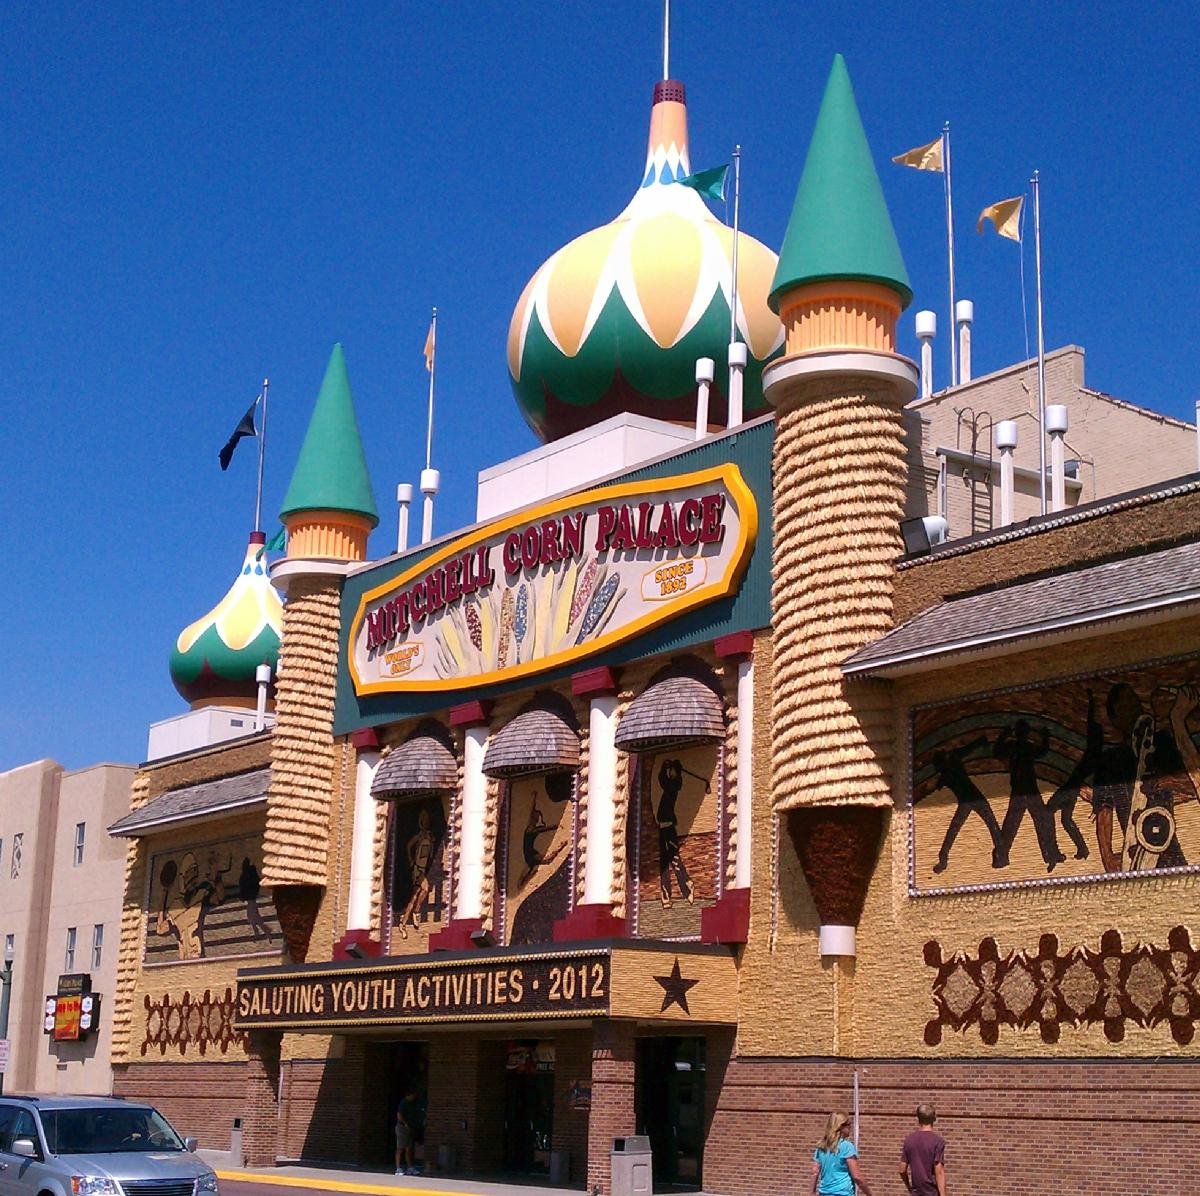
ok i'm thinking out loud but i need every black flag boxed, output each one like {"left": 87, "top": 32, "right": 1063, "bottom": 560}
{"left": 219, "top": 399, "right": 258, "bottom": 470}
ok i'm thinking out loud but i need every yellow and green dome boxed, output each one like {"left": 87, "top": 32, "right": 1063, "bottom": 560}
{"left": 169, "top": 532, "right": 283, "bottom": 708}
{"left": 508, "top": 80, "right": 784, "bottom": 442}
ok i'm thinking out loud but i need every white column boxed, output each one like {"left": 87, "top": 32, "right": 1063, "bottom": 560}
{"left": 456, "top": 724, "right": 489, "bottom": 920}
{"left": 583, "top": 695, "right": 619, "bottom": 906}
{"left": 955, "top": 299, "right": 974, "bottom": 384}
{"left": 396, "top": 482, "right": 414, "bottom": 553}
{"left": 734, "top": 657, "right": 754, "bottom": 890}
{"left": 346, "top": 749, "right": 380, "bottom": 930}
{"left": 420, "top": 467, "right": 440, "bottom": 545}
{"left": 254, "top": 663, "right": 271, "bottom": 732}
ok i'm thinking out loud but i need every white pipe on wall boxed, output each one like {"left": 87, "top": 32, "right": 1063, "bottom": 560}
{"left": 583, "top": 696, "right": 619, "bottom": 906}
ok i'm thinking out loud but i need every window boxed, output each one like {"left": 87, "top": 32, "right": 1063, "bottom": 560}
{"left": 10, "top": 834, "right": 21, "bottom": 880}
{"left": 74, "top": 822, "right": 85, "bottom": 866}
{"left": 92, "top": 924, "right": 104, "bottom": 969}
{"left": 11, "top": 1109, "right": 39, "bottom": 1158}
{"left": 64, "top": 926, "right": 76, "bottom": 972}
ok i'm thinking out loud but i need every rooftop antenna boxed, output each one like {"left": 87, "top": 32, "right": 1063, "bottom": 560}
{"left": 662, "top": 0, "right": 670, "bottom": 79}
{"left": 253, "top": 378, "right": 269, "bottom": 533}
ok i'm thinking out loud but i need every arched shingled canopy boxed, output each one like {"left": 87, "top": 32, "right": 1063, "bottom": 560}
{"left": 483, "top": 706, "right": 581, "bottom": 779}
{"left": 615, "top": 674, "right": 725, "bottom": 753}
{"left": 372, "top": 726, "right": 457, "bottom": 800}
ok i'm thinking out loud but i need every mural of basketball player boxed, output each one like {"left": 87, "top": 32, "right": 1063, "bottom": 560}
{"left": 397, "top": 809, "right": 442, "bottom": 939}
{"left": 927, "top": 736, "right": 1005, "bottom": 873}
{"left": 656, "top": 758, "right": 708, "bottom": 907}
{"left": 155, "top": 850, "right": 226, "bottom": 959}
{"left": 995, "top": 720, "right": 1065, "bottom": 871}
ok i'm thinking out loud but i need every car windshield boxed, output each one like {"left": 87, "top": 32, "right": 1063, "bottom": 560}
{"left": 41, "top": 1107, "right": 185, "bottom": 1155}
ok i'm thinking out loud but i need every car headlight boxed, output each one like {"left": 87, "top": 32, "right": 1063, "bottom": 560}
{"left": 197, "top": 1171, "right": 220, "bottom": 1193}
{"left": 71, "top": 1178, "right": 121, "bottom": 1195}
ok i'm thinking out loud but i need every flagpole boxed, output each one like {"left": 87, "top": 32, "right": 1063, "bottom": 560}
{"left": 726, "top": 144, "right": 745, "bottom": 428}
{"left": 254, "top": 379, "right": 269, "bottom": 533}
{"left": 1032, "top": 170, "right": 1048, "bottom": 515}
{"left": 943, "top": 122, "right": 957, "bottom": 389}
{"left": 421, "top": 308, "right": 439, "bottom": 543}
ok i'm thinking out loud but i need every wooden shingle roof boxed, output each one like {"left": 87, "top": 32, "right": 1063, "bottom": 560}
{"left": 372, "top": 730, "right": 457, "bottom": 799}
{"left": 483, "top": 707, "right": 580, "bottom": 779}
{"left": 615, "top": 675, "right": 725, "bottom": 752}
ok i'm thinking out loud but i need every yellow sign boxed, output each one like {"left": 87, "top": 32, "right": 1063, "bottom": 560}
{"left": 348, "top": 465, "right": 757, "bottom": 695}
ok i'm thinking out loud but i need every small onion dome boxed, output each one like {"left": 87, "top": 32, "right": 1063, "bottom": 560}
{"left": 169, "top": 532, "right": 283, "bottom": 708}
{"left": 508, "top": 79, "right": 784, "bottom": 442}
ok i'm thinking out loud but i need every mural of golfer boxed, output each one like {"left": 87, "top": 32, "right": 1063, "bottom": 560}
{"left": 928, "top": 736, "right": 1004, "bottom": 873}
{"left": 656, "top": 758, "right": 709, "bottom": 907}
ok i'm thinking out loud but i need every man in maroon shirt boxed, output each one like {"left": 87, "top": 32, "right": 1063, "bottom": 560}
{"left": 900, "top": 1103, "right": 947, "bottom": 1196}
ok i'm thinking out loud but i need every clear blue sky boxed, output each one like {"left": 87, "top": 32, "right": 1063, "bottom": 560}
{"left": 3, "top": 2, "right": 1197, "bottom": 770}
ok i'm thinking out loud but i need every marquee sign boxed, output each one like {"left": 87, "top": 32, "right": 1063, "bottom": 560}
{"left": 235, "top": 944, "right": 738, "bottom": 1030}
{"left": 348, "top": 464, "right": 757, "bottom": 695}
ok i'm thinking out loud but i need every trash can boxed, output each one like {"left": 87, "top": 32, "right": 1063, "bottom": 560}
{"left": 549, "top": 1148, "right": 570, "bottom": 1183}
{"left": 437, "top": 1144, "right": 457, "bottom": 1172}
{"left": 229, "top": 1117, "right": 243, "bottom": 1165}
{"left": 610, "top": 1135, "right": 652, "bottom": 1196}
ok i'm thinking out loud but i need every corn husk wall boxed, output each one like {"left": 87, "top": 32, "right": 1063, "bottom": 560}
{"left": 264, "top": 578, "right": 342, "bottom": 886}
{"left": 111, "top": 771, "right": 152, "bottom": 1064}
{"left": 771, "top": 381, "right": 905, "bottom": 811}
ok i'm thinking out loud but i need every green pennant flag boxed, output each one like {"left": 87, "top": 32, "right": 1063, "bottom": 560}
{"left": 675, "top": 163, "right": 729, "bottom": 201}
{"left": 256, "top": 525, "right": 287, "bottom": 560}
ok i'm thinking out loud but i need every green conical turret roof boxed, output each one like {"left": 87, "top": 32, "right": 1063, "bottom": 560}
{"left": 280, "top": 343, "right": 379, "bottom": 526}
{"left": 770, "top": 54, "right": 911, "bottom": 311}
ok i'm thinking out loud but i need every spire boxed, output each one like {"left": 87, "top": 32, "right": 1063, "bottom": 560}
{"left": 769, "top": 54, "right": 911, "bottom": 311}
{"left": 280, "top": 343, "right": 379, "bottom": 527}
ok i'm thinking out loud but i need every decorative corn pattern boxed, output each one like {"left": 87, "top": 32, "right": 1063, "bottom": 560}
{"left": 770, "top": 381, "right": 905, "bottom": 811}
{"left": 111, "top": 772, "right": 152, "bottom": 1063}
{"left": 263, "top": 579, "right": 343, "bottom": 886}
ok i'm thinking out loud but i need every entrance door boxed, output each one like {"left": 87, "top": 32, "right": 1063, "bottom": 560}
{"left": 503, "top": 1041, "right": 554, "bottom": 1173}
{"left": 389, "top": 1042, "right": 429, "bottom": 1171}
{"left": 636, "top": 1036, "right": 706, "bottom": 1192}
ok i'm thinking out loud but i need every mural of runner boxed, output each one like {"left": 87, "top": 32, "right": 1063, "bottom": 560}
{"left": 146, "top": 835, "right": 281, "bottom": 962}
{"left": 912, "top": 659, "right": 1200, "bottom": 892}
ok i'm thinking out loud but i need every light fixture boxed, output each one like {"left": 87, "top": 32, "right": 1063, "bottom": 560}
{"left": 900, "top": 515, "right": 949, "bottom": 557}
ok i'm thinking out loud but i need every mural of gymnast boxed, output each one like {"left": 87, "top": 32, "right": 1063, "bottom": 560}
{"left": 505, "top": 771, "right": 575, "bottom": 944}
{"left": 915, "top": 667, "right": 1200, "bottom": 887}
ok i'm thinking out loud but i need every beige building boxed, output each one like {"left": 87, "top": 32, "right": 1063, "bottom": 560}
{"left": 905, "top": 344, "right": 1196, "bottom": 536}
{"left": 0, "top": 759, "right": 133, "bottom": 1094}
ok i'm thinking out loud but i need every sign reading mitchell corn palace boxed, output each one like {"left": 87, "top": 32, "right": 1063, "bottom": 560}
{"left": 347, "top": 463, "right": 756, "bottom": 694}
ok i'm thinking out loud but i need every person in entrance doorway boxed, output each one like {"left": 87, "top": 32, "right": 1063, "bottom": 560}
{"left": 394, "top": 1090, "right": 419, "bottom": 1176}
{"left": 899, "top": 1103, "right": 946, "bottom": 1196}
{"left": 811, "top": 1112, "right": 872, "bottom": 1196}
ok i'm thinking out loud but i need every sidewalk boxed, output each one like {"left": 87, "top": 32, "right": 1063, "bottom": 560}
{"left": 207, "top": 1159, "right": 583, "bottom": 1196}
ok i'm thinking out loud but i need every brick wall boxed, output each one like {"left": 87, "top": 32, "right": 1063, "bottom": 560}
{"left": 703, "top": 1056, "right": 1200, "bottom": 1196}
{"left": 552, "top": 1029, "right": 592, "bottom": 1184}
{"left": 423, "top": 1035, "right": 507, "bottom": 1174}
{"left": 112, "top": 1059, "right": 248, "bottom": 1151}
{"left": 242, "top": 1032, "right": 281, "bottom": 1165}
{"left": 587, "top": 1021, "right": 637, "bottom": 1196}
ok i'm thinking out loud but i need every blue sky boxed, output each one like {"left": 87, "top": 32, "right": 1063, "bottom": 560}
{"left": 3, "top": 2, "right": 1197, "bottom": 770}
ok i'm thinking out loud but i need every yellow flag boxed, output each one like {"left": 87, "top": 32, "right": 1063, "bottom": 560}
{"left": 978, "top": 197, "right": 1024, "bottom": 241}
{"left": 892, "top": 136, "right": 943, "bottom": 172}
{"left": 423, "top": 317, "right": 436, "bottom": 372}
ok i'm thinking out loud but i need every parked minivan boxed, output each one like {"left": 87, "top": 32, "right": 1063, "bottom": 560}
{"left": 0, "top": 1095, "right": 218, "bottom": 1195}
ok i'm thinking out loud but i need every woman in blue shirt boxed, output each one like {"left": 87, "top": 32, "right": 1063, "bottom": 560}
{"left": 811, "top": 1112, "right": 873, "bottom": 1196}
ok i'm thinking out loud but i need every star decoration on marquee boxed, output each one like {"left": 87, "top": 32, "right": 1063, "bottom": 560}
{"left": 654, "top": 958, "right": 700, "bottom": 1015}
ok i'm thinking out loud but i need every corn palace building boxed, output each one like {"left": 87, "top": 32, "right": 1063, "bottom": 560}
{"left": 109, "top": 55, "right": 1200, "bottom": 1196}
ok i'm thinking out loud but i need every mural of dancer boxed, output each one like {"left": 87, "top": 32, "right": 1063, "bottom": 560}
{"left": 146, "top": 836, "right": 281, "bottom": 962}
{"left": 912, "top": 659, "right": 1200, "bottom": 893}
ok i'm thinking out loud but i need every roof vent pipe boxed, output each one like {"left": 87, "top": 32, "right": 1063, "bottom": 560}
{"left": 694, "top": 357, "right": 715, "bottom": 440}
{"left": 726, "top": 341, "right": 747, "bottom": 428}
{"left": 915, "top": 310, "right": 936, "bottom": 398}
{"left": 396, "top": 483, "right": 414, "bottom": 554}
{"left": 420, "top": 468, "right": 440, "bottom": 544}
{"left": 955, "top": 299, "right": 974, "bottom": 384}
{"left": 254, "top": 663, "right": 272, "bottom": 732}
{"left": 996, "top": 419, "right": 1018, "bottom": 526}
{"left": 1046, "top": 404, "right": 1069, "bottom": 512}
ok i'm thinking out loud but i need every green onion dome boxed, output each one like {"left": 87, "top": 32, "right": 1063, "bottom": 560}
{"left": 169, "top": 533, "right": 283, "bottom": 708}
{"left": 508, "top": 80, "right": 784, "bottom": 443}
